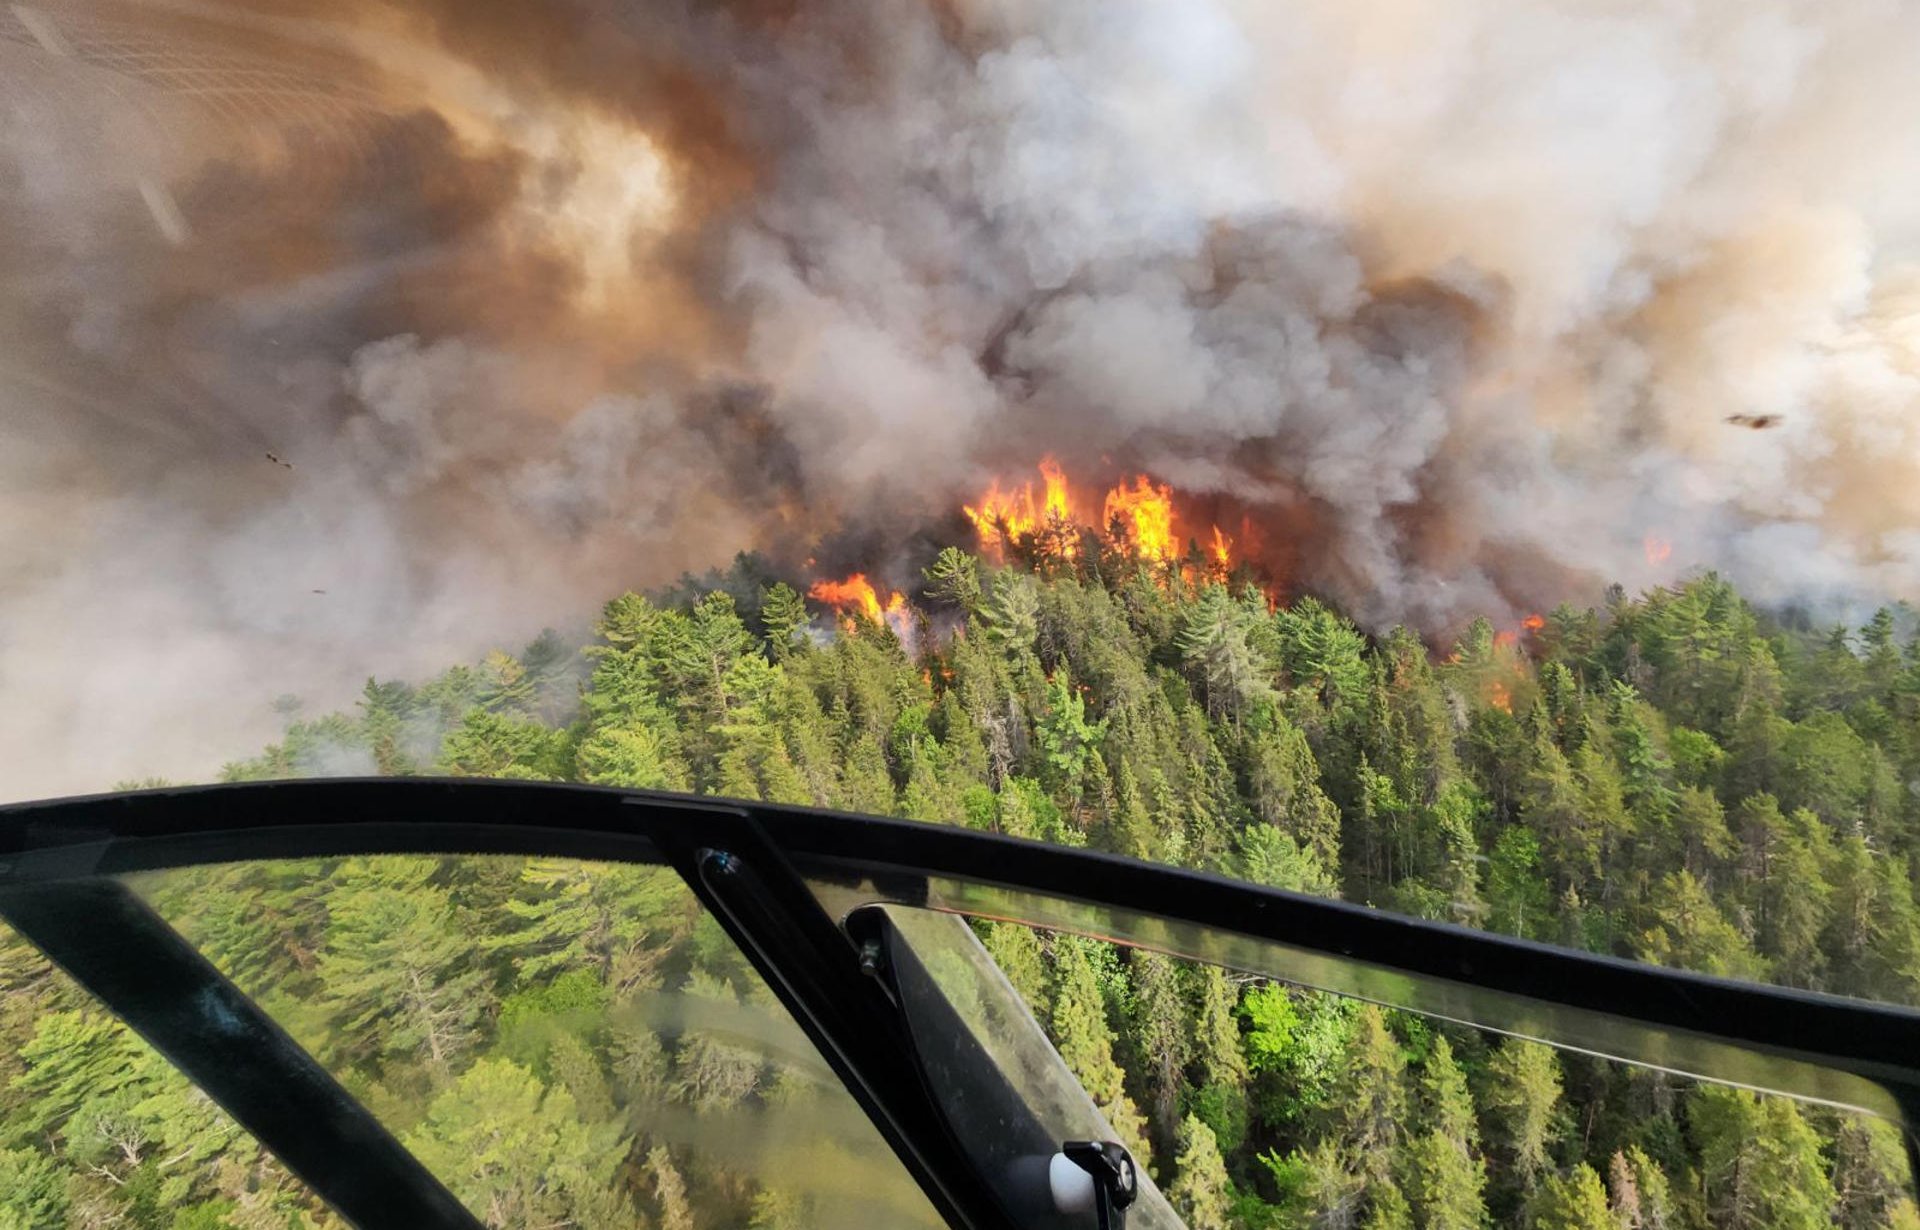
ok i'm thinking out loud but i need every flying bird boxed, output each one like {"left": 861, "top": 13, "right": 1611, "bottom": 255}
{"left": 266, "top": 451, "right": 294, "bottom": 469}
{"left": 1724, "top": 414, "right": 1783, "bottom": 431}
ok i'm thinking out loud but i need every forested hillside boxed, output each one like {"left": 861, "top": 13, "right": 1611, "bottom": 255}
{"left": 7, "top": 547, "right": 1920, "bottom": 1229}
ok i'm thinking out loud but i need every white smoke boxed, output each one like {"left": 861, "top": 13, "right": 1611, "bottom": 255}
{"left": 4, "top": 0, "right": 1920, "bottom": 797}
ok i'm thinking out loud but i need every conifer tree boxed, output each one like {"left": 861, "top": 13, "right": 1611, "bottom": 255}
{"left": 1168, "top": 1114, "right": 1232, "bottom": 1230}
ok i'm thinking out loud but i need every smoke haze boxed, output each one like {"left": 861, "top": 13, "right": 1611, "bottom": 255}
{"left": 4, "top": 0, "right": 1920, "bottom": 796}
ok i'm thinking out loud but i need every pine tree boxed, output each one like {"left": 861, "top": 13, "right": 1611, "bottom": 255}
{"left": 1048, "top": 938, "right": 1151, "bottom": 1166}
{"left": 1488, "top": 827, "right": 1552, "bottom": 940}
{"left": 1185, "top": 963, "right": 1250, "bottom": 1153}
{"left": 978, "top": 571, "right": 1041, "bottom": 656}
{"left": 1124, "top": 951, "right": 1190, "bottom": 1149}
{"left": 979, "top": 922, "right": 1048, "bottom": 1011}
{"left": 759, "top": 582, "right": 811, "bottom": 660}
{"left": 1826, "top": 1112, "right": 1912, "bottom": 1230}
{"left": 1482, "top": 1039, "right": 1563, "bottom": 1188}
{"left": 1178, "top": 584, "right": 1276, "bottom": 723}
{"left": 1633, "top": 870, "right": 1766, "bottom": 980}
{"left": 669, "top": 970, "right": 766, "bottom": 1112}
{"left": 1168, "top": 1114, "right": 1232, "bottom": 1230}
{"left": 1037, "top": 670, "right": 1107, "bottom": 802}
{"left": 1275, "top": 596, "right": 1370, "bottom": 715}
{"left": 1528, "top": 1162, "right": 1612, "bottom": 1230}
{"left": 924, "top": 547, "right": 982, "bottom": 613}
{"left": 1245, "top": 717, "right": 1343, "bottom": 866}
{"left": 316, "top": 857, "right": 489, "bottom": 1082}
{"left": 1616, "top": 1146, "right": 1674, "bottom": 1230}
{"left": 496, "top": 859, "right": 692, "bottom": 993}
{"left": 1689, "top": 1087, "right": 1835, "bottom": 1230}
{"left": 1326, "top": 1005, "right": 1406, "bottom": 1186}
{"left": 647, "top": 1144, "right": 696, "bottom": 1230}
{"left": 0, "top": 1145, "right": 70, "bottom": 1227}
{"left": 1236, "top": 823, "right": 1338, "bottom": 896}
{"left": 406, "top": 1059, "right": 624, "bottom": 1229}
{"left": 1403, "top": 1036, "right": 1487, "bottom": 1227}
{"left": 576, "top": 718, "right": 691, "bottom": 790}
{"left": 437, "top": 709, "right": 567, "bottom": 779}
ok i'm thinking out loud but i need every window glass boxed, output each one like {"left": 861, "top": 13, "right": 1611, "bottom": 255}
{"left": 0, "top": 916, "right": 348, "bottom": 1229}
{"left": 886, "top": 905, "right": 1920, "bottom": 1229}
{"left": 118, "top": 855, "right": 943, "bottom": 1230}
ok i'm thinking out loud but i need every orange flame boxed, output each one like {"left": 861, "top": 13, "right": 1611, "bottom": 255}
{"left": 964, "top": 459, "right": 1245, "bottom": 572}
{"left": 1103, "top": 476, "right": 1176, "bottom": 562}
{"left": 1488, "top": 680, "right": 1512, "bottom": 713}
{"left": 1644, "top": 534, "right": 1673, "bottom": 567}
{"left": 964, "top": 457, "right": 1079, "bottom": 558}
{"left": 1522, "top": 613, "right": 1545, "bottom": 632}
{"left": 1210, "top": 525, "right": 1233, "bottom": 568}
{"left": 809, "top": 573, "right": 903, "bottom": 626}
{"left": 963, "top": 481, "right": 1037, "bottom": 551}
{"left": 1039, "top": 458, "right": 1072, "bottom": 522}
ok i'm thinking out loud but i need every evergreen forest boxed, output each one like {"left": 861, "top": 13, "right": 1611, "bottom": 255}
{"left": 6, "top": 545, "right": 1920, "bottom": 1229}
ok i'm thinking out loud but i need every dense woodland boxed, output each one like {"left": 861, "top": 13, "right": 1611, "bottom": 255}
{"left": 7, "top": 540, "right": 1920, "bottom": 1229}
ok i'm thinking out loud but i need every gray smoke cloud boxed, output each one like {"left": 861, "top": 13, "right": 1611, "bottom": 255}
{"left": 4, "top": 0, "right": 1920, "bottom": 797}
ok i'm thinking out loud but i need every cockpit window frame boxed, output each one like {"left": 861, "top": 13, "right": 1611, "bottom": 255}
{"left": 5, "top": 777, "right": 1920, "bottom": 1229}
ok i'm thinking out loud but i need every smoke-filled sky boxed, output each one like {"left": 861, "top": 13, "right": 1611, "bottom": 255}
{"left": 4, "top": 0, "right": 1920, "bottom": 798}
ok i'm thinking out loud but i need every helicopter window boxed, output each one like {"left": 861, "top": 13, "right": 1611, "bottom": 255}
{"left": 0, "top": 915, "right": 348, "bottom": 1228}
{"left": 80, "top": 854, "right": 943, "bottom": 1230}
{"left": 877, "top": 903, "right": 1920, "bottom": 1230}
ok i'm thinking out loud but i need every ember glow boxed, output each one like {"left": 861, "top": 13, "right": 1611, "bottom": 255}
{"left": 1644, "top": 536, "right": 1675, "bottom": 567}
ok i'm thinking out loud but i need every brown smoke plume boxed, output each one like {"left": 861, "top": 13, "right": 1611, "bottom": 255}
{"left": 4, "top": 0, "right": 1920, "bottom": 796}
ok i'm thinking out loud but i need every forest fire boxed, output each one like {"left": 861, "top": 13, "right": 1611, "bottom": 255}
{"left": 803, "top": 459, "right": 1250, "bottom": 640}
{"left": 1210, "top": 526, "right": 1233, "bottom": 569}
{"left": 963, "top": 458, "right": 1076, "bottom": 557}
{"left": 962, "top": 459, "right": 1236, "bottom": 574}
{"left": 808, "top": 574, "right": 905, "bottom": 627}
{"left": 1103, "top": 476, "right": 1177, "bottom": 562}
{"left": 1493, "top": 613, "right": 1545, "bottom": 651}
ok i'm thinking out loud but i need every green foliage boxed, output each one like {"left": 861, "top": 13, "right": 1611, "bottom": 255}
{"left": 21, "top": 556, "right": 1920, "bottom": 1228}
{"left": 1169, "top": 1114, "right": 1233, "bottom": 1230}
{"left": 1487, "top": 827, "right": 1552, "bottom": 940}
{"left": 316, "top": 857, "right": 490, "bottom": 1080}
{"left": 1036, "top": 671, "right": 1107, "bottom": 798}
{"left": 1049, "top": 937, "right": 1151, "bottom": 1166}
{"left": 1689, "top": 1086, "right": 1836, "bottom": 1230}
{"left": 405, "top": 1058, "right": 626, "bottom": 1227}
{"left": 1482, "top": 1039, "right": 1564, "bottom": 1186}
{"left": 1526, "top": 1162, "right": 1611, "bottom": 1229}
{"left": 978, "top": 570, "right": 1041, "bottom": 655}
{"left": 758, "top": 582, "right": 811, "bottom": 659}
{"left": 438, "top": 709, "right": 569, "bottom": 780}
{"left": 0, "top": 1146, "right": 68, "bottom": 1227}
{"left": 1178, "top": 584, "right": 1277, "bottom": 722}
{"left": 1274, "top": 596, "right": 1369, "bottom": 714}
{"left": 924, "top": 546, "right": 982, "bottom": 612}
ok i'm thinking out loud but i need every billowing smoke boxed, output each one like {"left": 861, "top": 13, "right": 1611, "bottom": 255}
{"left": 4, "top": 0, "right": 1919, "bottom": 797}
